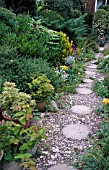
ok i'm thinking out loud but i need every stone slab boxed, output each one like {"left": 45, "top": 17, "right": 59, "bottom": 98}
{"left": 62, "top": 123, "right": 89, "bottom": 140}
{"left": 99, "top": 47, "right": 104, "bottom": 52}
{"left": 48, "top": 164, "right": 78, "bottom": 170}
{"left": 90, "top": 60, "right": 98, "bottom": 64}
{"left": 71, "top": 105, "right": 92, "bottom": 115}
{"left": 76, "top": 88, "right": 92, "bottom": 95}
{"left": 87, "top": 65, "right": 97, "bottom": 69}
{"left": 85, "top": 71, "right": 96, "bottom": 75}
{"left": 83, "top": 79, "right": 93, "bottom": 83}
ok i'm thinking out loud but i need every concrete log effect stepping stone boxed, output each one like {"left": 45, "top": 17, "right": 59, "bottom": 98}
{"left": 76, "top": 88, "right": 92, "bottom": 95}
{"left": 62, "top": 123, "right": 89, "bottom": 140}
{"left": 85, "top": 71, "right": 96, "bottom": 75}
{"left": 48, "top": 164, "right": 78, "bottom": 170}
{"left": 71, "top": 105, "right": 92, "bottom": 115}
{"left": 83, "top": 79, "right": 93, "bottom": 83}
{"left": 87, "top": 65, "right": 97, "bottom": 69}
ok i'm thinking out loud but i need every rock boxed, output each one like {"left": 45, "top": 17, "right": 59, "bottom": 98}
{"left": 27, "top": 145, "right": 37, "bottom": 157}
{"left": 47, "top": 100, "right": 59, "bottom": 112}
{"left": 0, "top": 161, "right": 22, "bottom": 170}
{"left": 65, "top": 56, "right": 75, "bottom": 66}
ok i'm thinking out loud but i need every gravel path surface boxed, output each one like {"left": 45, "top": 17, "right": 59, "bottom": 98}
{"left": 34, "top": 53, "right": 104, "bottom": 170}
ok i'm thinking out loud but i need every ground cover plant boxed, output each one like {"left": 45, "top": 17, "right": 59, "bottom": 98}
{"left": 93, "top": 51, "right": 109, "bottom": 98}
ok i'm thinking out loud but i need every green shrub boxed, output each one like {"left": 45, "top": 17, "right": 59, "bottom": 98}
{"left": 39, "top": 9, "right": 64, "bottom": 22}
{"left": 0, "top": 7, "right": 72, "bottom": 66}
{"left": 44, "top": 0, "right": 84, "bottom": 19}
{"left": 3, "top": 0, "right": 37, "bottom": 16}
{"left": 93, "top": 9, "right": 108, "bottom": 36}
{"left": 28, "top": 74, "right": 54, "bottom": 101}
{"left": 103, "top": 48, "right": 109, "bottom": 56}
{"left": 0, "top": 56, "right": 63, "bottom": 93}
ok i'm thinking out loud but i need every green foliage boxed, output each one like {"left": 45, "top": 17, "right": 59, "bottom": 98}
{"left": 98, "top": 56, "right": 109, "bottom": 73}
{"left": 3, "top": 0, "right": 37, "bottom": 16}
{"left": 93, "top": 80, "right": 109, "bottom": 98}
{"left": 37, "top": 13, "right": 87, "bottom": 43}
{"left": 0, "top": 55, "right": 64, "bottom": 93}
{"left": 38, "top": 9, "right": 64, "bottom": 22}
{"left": 62, "top": 59, "right": 85, "bottom": 92}
{"left": 43, "top": 0, "right": 84, "bottom": 19}
{"left": 103, "top": 48, "right": 109, "bottom": 56}
{"left": 0, "top": 82, "right": 35, "bottom": 122}
{"left": 28, "top": 74, "right": 54, "bottom": 101}
{"left": 0, "top": 7, "right": 72, "bottom": 66}
{"left": 99, "top": 4, "right": 109, "bottom": 14}
{"left": 0, "top": 120, "right": 45, "bottom": 168}
{"left": 93, "top": 9, "right": 108, "bottom": 36}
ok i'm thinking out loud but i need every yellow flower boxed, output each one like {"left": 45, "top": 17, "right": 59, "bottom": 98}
{"left": 26, "top": 104, "right": 30, "bottom": 108}
{"left": 102, "top": 98, "right": 109, "bottom": 106}
{"left": 60, "top": 65, "right": 68, "bottom": 71}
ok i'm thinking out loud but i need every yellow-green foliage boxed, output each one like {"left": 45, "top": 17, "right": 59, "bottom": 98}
{"left": 59, "top": 31, "right": 73, "bottom": 62}
{"left": 29, "top": 74, "right": 54, "bottom": 101}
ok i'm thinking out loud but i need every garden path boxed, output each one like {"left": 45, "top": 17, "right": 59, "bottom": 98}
{"left": 35, "top": 51, "right": 104, "bottom": 170}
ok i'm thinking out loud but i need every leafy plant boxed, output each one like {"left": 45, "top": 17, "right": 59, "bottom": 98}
{"left": 93, "top": 80, "right": 109, "bottom": 98}
{"left": 0, "top": 120, "right": 45, "bottom": 169}
{"left": 0, "top": 82, "right": 35, "bottom": 124}
{"left": 28, "top": 74, "right": 54, "bottom": 101}
{"left": 93, "top": 9, "right": 108, "bottom": 36}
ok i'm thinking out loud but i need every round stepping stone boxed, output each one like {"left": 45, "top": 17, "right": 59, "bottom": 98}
{"left": 85, "top": 71, "right": 96, "bottom": 75}
{"left": 62, "top": 123, "right": 89, "bottom": 140}
{"left": 48, "top": 164, "right": 78, "bottom": 170}
{"left": 76, "top": 88, "right": 92, "bottom": 95}
{"left": 71, "top": 105, "right": 92, "bottom": 115}
{"left": 87, "top": 65, "right": 97, "bottom": 69}
{"left": 83, "top": 79, "right": 93, "bottom": 83}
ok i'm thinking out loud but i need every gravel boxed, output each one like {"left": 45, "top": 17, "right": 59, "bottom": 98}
{"left": 33, "top": 53, "right": 104, "bottom": 170}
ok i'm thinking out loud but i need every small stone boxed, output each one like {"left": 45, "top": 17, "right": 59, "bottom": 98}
{"left": 47, "top": 100, "right": 59, "bottom": 112}
{"left": 27, "top": 145, "right": 37, "bottom": 157}
{"left": 40, "top": 113, "right": 45, "bottom": 117}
